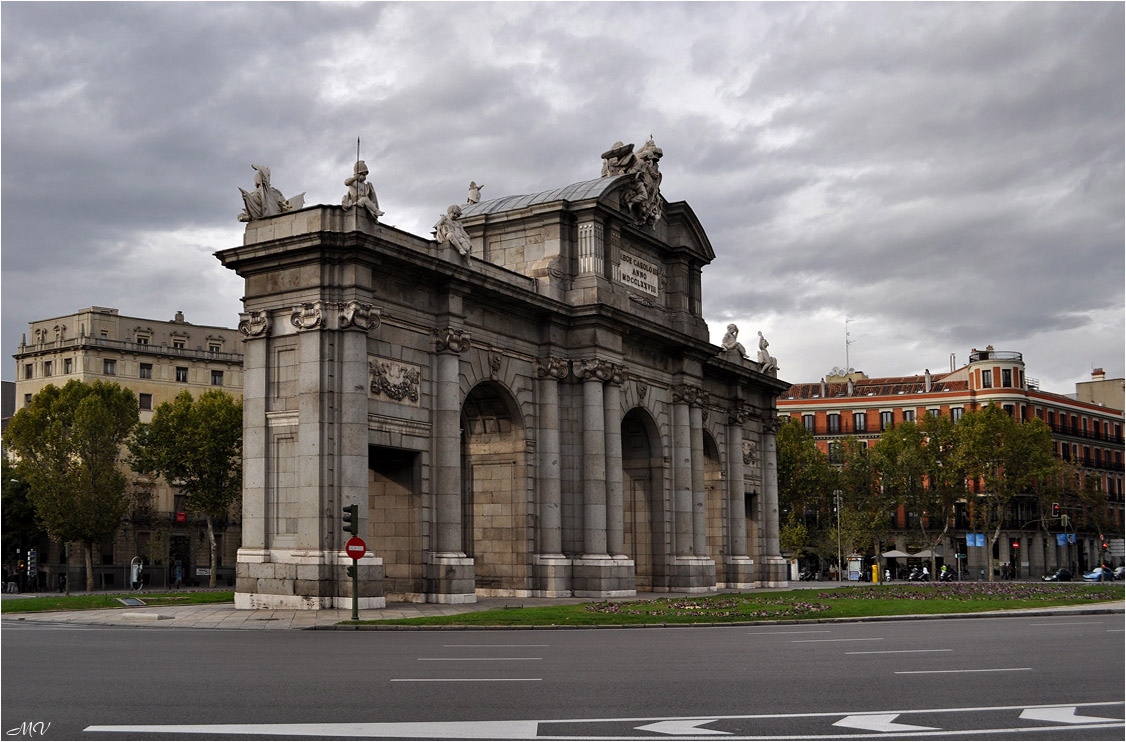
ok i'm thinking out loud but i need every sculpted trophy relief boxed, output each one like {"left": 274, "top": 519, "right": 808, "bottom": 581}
{"left": 238, "top": 164, "right": 305, "bottom": 222}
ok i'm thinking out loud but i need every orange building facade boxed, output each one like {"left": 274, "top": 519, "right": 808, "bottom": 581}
{"left": 778, "top": 348, "right": 1124, "bottom": 578}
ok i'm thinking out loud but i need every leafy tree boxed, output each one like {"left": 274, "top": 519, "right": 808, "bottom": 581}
{"left": 956, "top": 404, "right": 1057, "bottom": 580}
{"left": 129, "top": 390, "right": 242, "bottom": 587}
{"left": 835, "top": 437, "right": 890, "bottom": 560}
{"left": 1, "top": 460, "right": 42, "bottom": 573}
{"left": 2, "top": 380, "right": 139, "bottom": 589}
{"left": 775, "top": 416, "right": 836, "bottom": 560}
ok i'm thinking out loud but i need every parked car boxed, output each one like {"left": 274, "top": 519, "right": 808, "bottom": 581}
{"left": 1115, "top": 566, "right": 1124, "bottom": 581}
{"left": 1042, "top": 568, "right": 1072, "bottom": 582}
{"left": 1082, "top": 566, "right": 1113, "bottom": 582}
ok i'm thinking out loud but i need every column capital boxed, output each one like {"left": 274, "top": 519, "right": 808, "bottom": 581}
{"left": 574, "top": 357, "right": 617, "bottom": 382}
{"left": 291, "top": 302, "right": 325, "bottom": 331}
{"left": 434, "top": 326, "right": 472, "bottom": 354}
{"left": 672, "top": 383, "right": 708, "bottom": 407}
{"left": 728, "top": 403, "right": 749, "bottom": 425}
{"left": 534, "top": 355, "right": 570, "bottom": 380}
{"left": 239, "top": 310, "right": 271, "bottom": 338}
{"left": 338, "top": 300, "right": 381, "bottom": 332}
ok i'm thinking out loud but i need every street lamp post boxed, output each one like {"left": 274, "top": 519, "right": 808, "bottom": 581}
{"left": 834, "top": 490, "right": 843, "bottom": 583}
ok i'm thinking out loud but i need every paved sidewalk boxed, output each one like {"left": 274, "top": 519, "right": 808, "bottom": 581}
{"left": 2, "top": 587, "right": 1122, "bottom": 631}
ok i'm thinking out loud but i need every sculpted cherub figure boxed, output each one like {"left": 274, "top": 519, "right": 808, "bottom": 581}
{"left": 342, "top": 160, "right": 384, "bottom": 220}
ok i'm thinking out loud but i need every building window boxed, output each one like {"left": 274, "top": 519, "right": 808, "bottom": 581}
{"left": 1001, "top": 369, "right": 1012, "bottom": 387}
{"left": 24, "top": 363, "right": 33, "bottom": 379}
{"left": 828, "top": 442, "right": 843, "bottom": 464}
{"left": 211, "top": 370, "right": 224, "bottom": 386}
{"left": 1003, "top": 404, "right": 1014, "bottom": 417}
{"left": 902, "top": 409, "right": 915, "bottom": 422}
{"left": 64, "top": 358, "right": 72, "bottom": 374}
{"left": 139, "top": 393, "right": 152, "bottom": 411}
{"left": 175, "top": 366, "right": 189, "bottom": 383}
{"left": 981, "top": 370, "right": 992, "bottom": 388}
{"left": 853, "top": 412, "right": 867, "bottom": 433}
{"left": 139, "top": 363, "right": 153, "bottom": 379}
{"left": 951, "top": 407, "right": 963, "bottom": 422}
{"left": 927, "top": 408, "right": 940, "bottom": 417}
{"left": 103, "top": 359, "right": 116, "bottom": 376}
{"left": 24, "top": 394, "right": 32, "bottom": 407}
{"left": 802, "top": 414, "right": 815, "bottom": 432}
{"left": 43, "top": 360, "right": 52, "bottom": 377}
{"left": 208, "top": 343, "right": 221, "bottom": 353}
{"left": 880, "top": 411, "right": 893, "bottom": 431}
{"left": 173, "top": 339, "right": 185, "bottom": 349}
{"left": 828, "top": 413, "right": 841, "bottom": 433}
{"left": 136, "top": 335, "right": 150, "bottom": 345}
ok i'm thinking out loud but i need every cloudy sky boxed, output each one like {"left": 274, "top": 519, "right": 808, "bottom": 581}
{"left": 3, "top": 2, "right": 1123, "bottom": 396}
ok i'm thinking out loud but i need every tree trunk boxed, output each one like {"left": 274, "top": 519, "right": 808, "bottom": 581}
{"left": 206, "top": 516, "right": 218, "bottom": 588}
{"left": 83, "top": 542, "right": 95, "bottom": 592}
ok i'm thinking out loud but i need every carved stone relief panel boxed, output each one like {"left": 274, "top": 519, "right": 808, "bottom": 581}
{"left": 368, "top": 356, "right": 422, "bottom": 406}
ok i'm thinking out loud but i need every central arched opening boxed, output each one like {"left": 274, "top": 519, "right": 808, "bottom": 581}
{"left": 461, "top": 382, "right": 528, "bottom": 595}
{"left": 622, "top": 408, "right": 663, "bottom": 591}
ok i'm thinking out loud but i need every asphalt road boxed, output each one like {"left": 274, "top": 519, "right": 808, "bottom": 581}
{"left": 2, "top": 614, "right": 1123, "bottom": 740}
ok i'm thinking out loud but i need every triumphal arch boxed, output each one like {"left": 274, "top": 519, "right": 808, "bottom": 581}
{"left": 218, "top": 140, "right": 789, "bottom": 609}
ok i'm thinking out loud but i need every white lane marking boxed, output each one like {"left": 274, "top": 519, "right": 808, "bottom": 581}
{"left": 792, "top": 637, "right": 883, "bottom": 643}
{"left": 1029, "top": 621, "right": 1102, "bottom": 626}
{"left": 846, "top": 649, "right": 952, "bottom": 655}
{"left": 896, "top": 667, "right": 1032, "bottom": 674}
{"left": 417, "top": 657, "right": 541, "bottom": 661}
{"left": 1020, "top": 706, "right": 1123, "bottom": 724}
{"left": 86, "top": 721, "right": 539, "bottom": 738}
{"left": 83, "top": 702, "right": 1126, "bottom": 738}
{"left": 389, "top": 677, "right": 541, "bottom": 682}
{"left": 833, "top": 713, "right": 938, "bottom": 732}
{"left": 443, "top": 643, "right": 549, "bottom": 647}
{"left": 635, "top": 719, "right": 730, "bottom": 735}
{"left": 746, "top": 630, "right": 830, "bottom": 635}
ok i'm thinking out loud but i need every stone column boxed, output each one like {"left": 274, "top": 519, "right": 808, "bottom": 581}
{"left": 760, "top": 417, "right": 786, "bottom": 585}
{"left": 671, "top": 387, "right": 694, "bottom": 557}
{"left": 726, "top": 407, "right": 748, "bottom": 558}
{"left": 605, "top": 365, "right": 626, "bottom": 557}
{"left": 689, "top": 393, "right": 708, "bottom": 558}
{"left": 426, "top": 326, "right": 475, "bottom": 604}
{"left": 533, "top": 356, "right": 568, "bottom": 556}
{"left": 433, "top": 327, "right": 470, "bottom": 556}
{"left": 575, "top": 358, "right": 609, "bottom": 558}
{"left": 237, "top": 311, "right": 269, "bottom": 553}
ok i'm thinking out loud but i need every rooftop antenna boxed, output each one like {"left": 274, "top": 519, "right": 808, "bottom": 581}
{"left": 845, "top": 318, "right": 854, "bottom": 373}
{"left": 356, "top": 136, "right": 360, "bottom": 164}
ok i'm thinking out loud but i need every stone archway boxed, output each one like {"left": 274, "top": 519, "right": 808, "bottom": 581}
{"left": 704, "top": 431, "right": 724, "bottom": 583}
{"left": 622, "top": 408, "right": 664, "bottom": 591}
{"left": 461, "top": 382, "right": 529, "bottom": 595}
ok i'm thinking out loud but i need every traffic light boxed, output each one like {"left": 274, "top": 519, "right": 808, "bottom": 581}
{"left": 342, "top": 504, "right": 358, "bottom": 535}
{"left": 346, "top": 565, "right": 356, "bottom": 578}
{"left": 1101, "top": 534, "right": 1109, "bottom": 550}
{"left": 1051, "top": 502, "right": 1060, "bottom": 518}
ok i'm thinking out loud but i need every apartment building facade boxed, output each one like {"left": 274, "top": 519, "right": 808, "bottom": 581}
{"left": 778, "top": 348, "right": 1124, "bottom": 577}
{"left": 11, "top": 307, "right": 244, "bottom": 589}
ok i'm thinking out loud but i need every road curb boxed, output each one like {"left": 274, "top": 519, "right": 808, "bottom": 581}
{"left": 316, "top": 603, "right": 1124, "bottom": 630}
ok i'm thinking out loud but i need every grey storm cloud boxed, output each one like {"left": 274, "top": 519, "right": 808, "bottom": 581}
{"left": 2, "top": 1, "right": 1122, "bottom": 395}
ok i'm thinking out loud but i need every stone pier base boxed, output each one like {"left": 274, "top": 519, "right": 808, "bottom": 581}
{"left": 756, "top": 556, "right": 791, "bottom": 588}
{"left": 572, "top": 556, "right": 636, "bottom": 597}
{"left": 424, "top": 554, "right": 477, "bottom": 604}
{"left": 234, "top": 548, "right": 386, "bottom": 610}
{"left": 722, "top": 556, "right": 756, "bottom": 589}
{"left": 667, "top": 556, "right": 717, "bottom": 593}
{"left": 533, "top": 554, "right": 573, "bottom": 597}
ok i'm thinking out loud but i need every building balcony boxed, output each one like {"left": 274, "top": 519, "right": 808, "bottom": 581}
{"left": 969, "top": 349, "right": 1023, "bottom": 363}
{"left": 18, "top": 336, "right": 243, "bottom": 364}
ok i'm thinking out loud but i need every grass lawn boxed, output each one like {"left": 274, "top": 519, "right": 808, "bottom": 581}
{"left": 349, "top": 583, "right": 1124, "bottom": 627}
{"left": 0, "top": 591, "right": 235, "bottom": 613}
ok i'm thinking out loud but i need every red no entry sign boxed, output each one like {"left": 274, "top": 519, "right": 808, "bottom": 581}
{"left": 345, "top": 537, "right": 367, "bottom": 560}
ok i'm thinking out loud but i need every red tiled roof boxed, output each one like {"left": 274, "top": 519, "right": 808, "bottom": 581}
{"left": 784, "top": 373, "right": 968, "bottom": 400}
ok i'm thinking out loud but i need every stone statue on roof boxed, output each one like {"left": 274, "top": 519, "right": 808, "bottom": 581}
{"left": 721, "top": 324, "right": 747, "bottom": 358}
{"left": 467, "top": 181, "right": 484, "bottom": 204}
{"left": 757, "top": 331, "right": 778, "bottom": 375}
{"left": 434, "top": 205, "right": 472, "bottom": 258}
{"left": 342, "top": 160, "right": 384, "bottom": 220}
{"left": 238, "top": 164, "right": 305, "bottom": 222}
{"left": 600, "top": 136, "right": 664, "bottom": 227}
